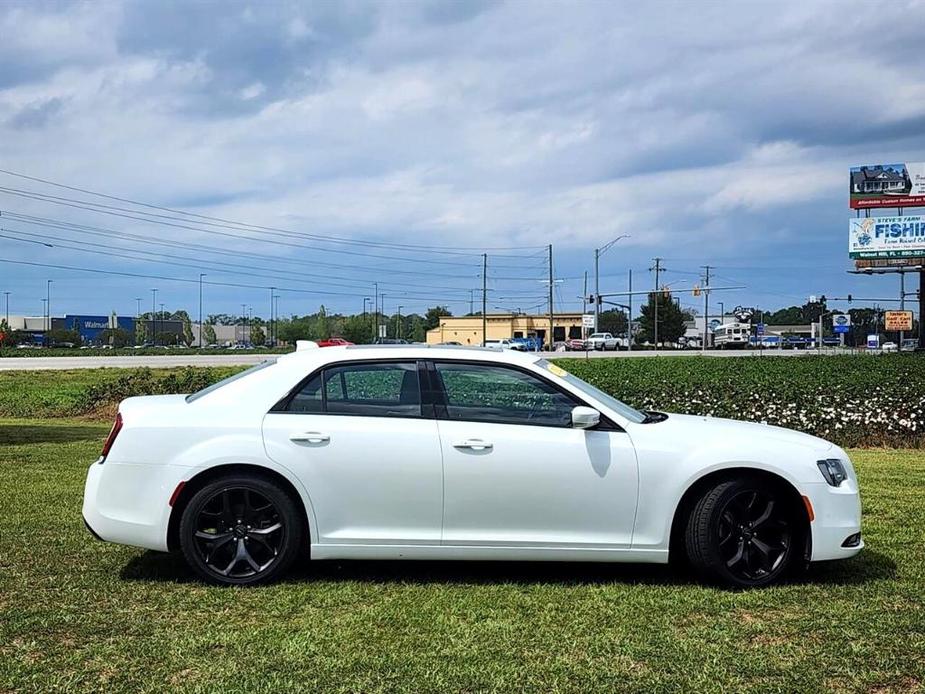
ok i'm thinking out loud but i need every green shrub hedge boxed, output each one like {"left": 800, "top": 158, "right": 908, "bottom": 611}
{"left": 556, "top": 354, "right": 925, "bottom": 448}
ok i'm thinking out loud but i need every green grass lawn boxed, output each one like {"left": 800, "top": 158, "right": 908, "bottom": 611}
{"left": 1, "top": 419, "right": 924, "bottom": 692}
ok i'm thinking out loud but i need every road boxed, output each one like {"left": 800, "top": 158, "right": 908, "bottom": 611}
{"left": 0, "top": 353, "right": 276, "bottom": 371}
{"left": 0, "top": 348, "right": 853, "bottom": 370}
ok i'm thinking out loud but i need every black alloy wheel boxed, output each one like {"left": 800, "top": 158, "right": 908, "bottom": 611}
{"left": 179, "top": 475, "right": 304, "bottom": 585}
{"left": 685, "top": 477, "right": 801, "bottom": 588}
{"left": 716, "top": 490, "right": 792, "bottom": 582}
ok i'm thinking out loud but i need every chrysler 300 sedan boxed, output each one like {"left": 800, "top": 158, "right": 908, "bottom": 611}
{"left": 83, "top": 344, "right": 862, "bottom": 587}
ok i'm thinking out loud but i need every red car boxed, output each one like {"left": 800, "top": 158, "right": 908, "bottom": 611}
{"left": 566, "top": 338, "right": 588, "bottom": 351}
{"left": 316, "top": 337, "right": 354, "bottom": 347}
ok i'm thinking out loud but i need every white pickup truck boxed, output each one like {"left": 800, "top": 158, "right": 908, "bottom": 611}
{"left": 586, "top": 332, "right": 619, "bottom": 351}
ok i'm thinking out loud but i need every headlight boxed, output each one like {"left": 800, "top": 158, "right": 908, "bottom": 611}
{"left": 817, "top": 458, "right": 848, "bottom": 487}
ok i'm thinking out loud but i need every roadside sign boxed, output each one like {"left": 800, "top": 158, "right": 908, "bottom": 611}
{"left": 867, "top": 334, "right": 880, "bottom": 349}
{"left": 756, "top": 323, "right": 765, "bottom": 335}
{"left": 885, "top": 310, "right": 913, "bottom": 331}
{"left": 582, "top": 314, "right": 595, "bottom": 328}
{"left": 709, "top": 319, "right": 721, "bottom": 331}
{"left": 833, "top": 314, "right": 851, "bottom": 334}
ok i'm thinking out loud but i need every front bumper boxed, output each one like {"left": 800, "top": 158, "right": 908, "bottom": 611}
{"left": 804, "top": 480, "right": 863, "bottom": 561}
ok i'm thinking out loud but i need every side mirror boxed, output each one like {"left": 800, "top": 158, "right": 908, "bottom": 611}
{"left": 571, "top": 406, "right": 600, "bottom": 429}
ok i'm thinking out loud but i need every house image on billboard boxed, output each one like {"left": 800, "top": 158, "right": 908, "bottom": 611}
{"left": 850, "top": 165, "right": 910, "bottom": 195}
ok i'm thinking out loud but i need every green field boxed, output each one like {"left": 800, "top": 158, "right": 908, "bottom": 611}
{"left": 1, "top": 417, "right": 924, "bottom": 693}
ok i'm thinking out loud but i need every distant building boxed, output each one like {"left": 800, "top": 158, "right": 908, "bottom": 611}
{"left": 426, "top": 312, "right": 585, "bottom": 347}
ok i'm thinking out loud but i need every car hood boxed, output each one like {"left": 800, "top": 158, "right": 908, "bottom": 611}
{"left": 635, "top": 412, "right": 834, "bottom": 454}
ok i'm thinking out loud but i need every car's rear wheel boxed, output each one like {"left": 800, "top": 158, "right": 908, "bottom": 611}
{"left": 179, "top": 474, "right": 304, "bottom": 586}
{"left": 685, "top": 477, "right": 801, "bottom": 588}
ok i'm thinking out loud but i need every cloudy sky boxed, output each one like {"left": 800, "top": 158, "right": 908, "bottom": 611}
{"left": 2, "top": 0, "right": 925, "bottom": 321}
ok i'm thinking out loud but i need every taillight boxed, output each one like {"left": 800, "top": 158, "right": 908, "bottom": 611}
{"left": 100, "top": 412, "right": 123, "bottom": 460}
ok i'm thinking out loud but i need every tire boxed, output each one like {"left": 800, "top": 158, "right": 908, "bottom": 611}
{"left": 684, "top": 476, "right": 802, "bottom": 588}
{"left": 179, "top": 474, "right": 305, "bottom": 586}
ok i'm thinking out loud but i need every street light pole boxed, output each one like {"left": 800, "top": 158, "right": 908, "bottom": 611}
{"left": 199, "top": 274, "right": 206, "bottom": 349}
{"left": 151, "top": 289, "right": 157, "bottom": 345}
{"left": 594, "top": 235, "right": 629, "bottom": 333}
{"left": 397, "top": 305, "right": 403, "bottom": 340}
{"left": 3, "top": 291, "right": 9, "bottom": 324}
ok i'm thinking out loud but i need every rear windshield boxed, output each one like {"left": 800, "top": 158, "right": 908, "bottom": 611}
{"left": 185, "top": 359, "right": 277, "bottom": 403}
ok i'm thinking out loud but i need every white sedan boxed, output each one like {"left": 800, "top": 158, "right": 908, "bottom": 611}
{"left": 83, "top": 345, "right": 862, "bottom": 587}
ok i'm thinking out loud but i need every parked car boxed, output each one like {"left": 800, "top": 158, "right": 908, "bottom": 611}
{"left": 316, "top": 338, "right": 354, "bottom": 348}
{"left": 586, "top": 332, "right": 619, "bottom": 351}
{"left": 84, "top": 345, "right": 862, "bottom": 588}
{"left": 510, "top": 336, "right": 542, "bottom": 352}
{"left": 373, "top": 337, "right": 409, "bottom": 345}
{"left": 483, "top": 338, "right": 521, "bottom": 350}
{"left": 882, "top": 341, "right": 898, "bottom": 353}
{"left": 901, "top": 338, "right": 919, "bottom": 351}
{"left": 565, "top": 338, "right": 588, "bottom": 351}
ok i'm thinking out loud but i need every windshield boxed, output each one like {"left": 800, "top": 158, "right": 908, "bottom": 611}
{"left": 185, "top": 359, "right": 277, "bottom": 402}
{"left": 535, "top": 359, "right": 647, "bottom": 423}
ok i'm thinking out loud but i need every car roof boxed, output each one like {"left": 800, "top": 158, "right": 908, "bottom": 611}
{"left": 276, "top": 343, "right": 542, "bottom": 368}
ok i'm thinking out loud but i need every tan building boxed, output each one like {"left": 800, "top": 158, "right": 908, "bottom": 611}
{"left": 426, "top": 312, "right": 585, "bottom": 347}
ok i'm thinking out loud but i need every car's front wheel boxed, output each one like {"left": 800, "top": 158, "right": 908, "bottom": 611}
{"left": 178, "top": 474, "right": 304, "bottom": 586}
{"left": 685, "top": 477, "right": 803, "bottom": 588}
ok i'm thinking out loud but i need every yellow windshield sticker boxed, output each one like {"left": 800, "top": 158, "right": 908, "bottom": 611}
{"left": 546, "top": 363, "right": 568, "bottom": 377}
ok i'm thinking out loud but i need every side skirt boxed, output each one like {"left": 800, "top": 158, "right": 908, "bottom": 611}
{"left": 310, "top": 544, "right": 670, "bottom": 564}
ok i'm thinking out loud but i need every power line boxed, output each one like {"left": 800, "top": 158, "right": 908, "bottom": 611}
{"left": 0, "top": 168, "right": 547, "bottom": 254}
{"left": 0, "top": 257, "right": 473, "bottom": 306}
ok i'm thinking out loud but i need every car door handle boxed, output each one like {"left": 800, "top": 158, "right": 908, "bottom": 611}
{"left": 453, "top": 438, "right": 492, "bottom": 451}
{"left": 289, "top": 431, "right": 330, "bottom": 444}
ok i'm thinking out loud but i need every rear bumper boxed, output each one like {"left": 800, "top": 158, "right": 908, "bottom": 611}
{"left": 804, "top": 481, "right": 863, "bottom": 561}
{"left": 82, "top": 458, "right": 180, "bottom": 552}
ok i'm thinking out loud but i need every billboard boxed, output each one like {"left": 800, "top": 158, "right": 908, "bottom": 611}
{"left": 848, "top": 216, "right": 925, "bottom": 259}
{"left": 885, "top": 310, "right": 913, "bottom": 332}
{"left": 850, "top": 162, "right": 925, "bottom": 209}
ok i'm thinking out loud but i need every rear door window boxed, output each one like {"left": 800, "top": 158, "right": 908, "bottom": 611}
{"left": 286, "top": 361, "right": 422, "bottom": 418}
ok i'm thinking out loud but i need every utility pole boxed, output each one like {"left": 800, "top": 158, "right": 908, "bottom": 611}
{"left": 151, "top": 288, "right": 157, "bottom": 345}
{"left": 3, "top": 291, "right": 9, "bottom": 324}
{"left": 46, "top": 280, "right": 52, "bottom": 333}
{"left": 469, "top": 289, "right": 474, "bottom": 316}
{"left": 482, "top": 254, "right": 487, "bottom": 346}
{"left": 701, "top": 265, "right": 713, "bottom": 351}
{"left": 650, "top": 258, "right": 663, "bottom": 347}
{"left": 268, "top": 286, "right": 276, "bottom": 347}
{"left": 594, "top": 247, "right": 600, "bottom": 333}
{"left": 397, "top": 305, "right": 403, "bottom": 340}
{"left": 920, "top": 269, "right": 925, "bottom": 349}
{"left": 199, "top": 274, "right": 206, "bottom": 348}
{"left": 548, "top": 244, "right": 554, "bottom": 350}
{"left": 241, "top": 303, "right": 247, "bottom": 344}
{"left": 628, "top": 269, "right": 633, "bottom": 351}
{"left": 899, "top": 273, "right": 905, "bottom": 349}
{"left": 374, "top": 282, "right": 379, "bottom": 342}
{"left": 582, "top": 271, "right": 588, "bottom": 341}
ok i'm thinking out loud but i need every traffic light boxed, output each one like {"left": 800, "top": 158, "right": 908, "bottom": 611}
{"left": 587, "top": 295, "right": 596, "bottom": 304}
{"left": 847, "top": 294, "right": 853, "bottom": 303}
